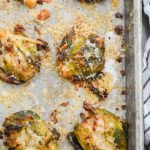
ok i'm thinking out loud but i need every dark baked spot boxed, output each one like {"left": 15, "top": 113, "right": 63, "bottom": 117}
{"left": 115, "top": 12, "right": 123, "bottom": 18}
{"left": 115, "top": 25, "right": 123, "bottom": 35}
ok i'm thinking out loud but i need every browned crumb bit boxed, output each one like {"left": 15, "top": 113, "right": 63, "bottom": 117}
{"left": 121, "top": 105, "right": 127, "bottom": 110}
{"left": 14, "top": 24, "right": 25, "bottom": 34}
{"left": 120, "top": 70, "right": 125, "bottom": 76}
{"left": 37, "top": 9, "right": 50, "bottom": 21}
{"left": 114, "top": 25, "right": 123, "bottom": 35}
{"left": 37, "top": 0, "right": 51, "bottom": 4}
{"left": 37, "top": 39, "right": 49, "bottom": 50}
{"left": 121, "top": 90, "right": 126, "bottom": 95}
{"left": 116, "top": 57, "right": 122, "bottom": 63}
{"left": 74, "top": 82, "right": 84, "bottom": 90}
{"left": 83, "top": 101, "right": 94, "bottom": 112}
{"left": 115, "top": 12, "right": 123, "bottom": 18}
{"left": 60, "top": 102, "right": 69, "bottom": 107}
{"left": 51, "top": 128, "right": 60, "bottom": 140}
{"left": 80, "top": 112, "right": 88, "bottom": 120}
{"left": 5, "top": 42, "right": 14, "bottom": 52}
{"left": 50, "top": 110, "right": 58, "bottom": 124}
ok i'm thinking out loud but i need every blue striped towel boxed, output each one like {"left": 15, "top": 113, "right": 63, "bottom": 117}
{"left": 143, "top": 0, "right": 150, "bottom": 149}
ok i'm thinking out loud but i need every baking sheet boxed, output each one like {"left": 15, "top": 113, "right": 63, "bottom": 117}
{"left": 0, "top": 0, "right": 125, "bottom": 149}
{"left": 124, "top": 0, "right": 144, "bottom": 149}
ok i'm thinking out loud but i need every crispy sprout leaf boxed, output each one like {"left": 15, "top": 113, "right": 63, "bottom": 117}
{"left": 3, "top": 110, "right": 58, "bottom": 150}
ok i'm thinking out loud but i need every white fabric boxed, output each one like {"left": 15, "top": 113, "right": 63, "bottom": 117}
{"left": 144, "top": 0, "right": 150, "bottom": 23}
{"left": 143, "top": 0, "right": 150, "bottom": 149}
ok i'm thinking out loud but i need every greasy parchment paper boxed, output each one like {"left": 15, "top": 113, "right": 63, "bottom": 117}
{"left": 0, "top": 0, "right": 125, "bottom": 149}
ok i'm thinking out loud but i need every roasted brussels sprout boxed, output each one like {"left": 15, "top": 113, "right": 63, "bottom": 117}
{"left": 0, "top": 30, "right": 47, "bottom": 84}
{"left": 57, "top": 30, "right": 107, "bottom": 100}
{"left": 68, "top": 108, "right": 126, "bottom": 150}
{"left": 3, "top": 110, "right": 58, "bottom": 150}
{"left": 57, "top": 31, "right": 105, "bottom": 81}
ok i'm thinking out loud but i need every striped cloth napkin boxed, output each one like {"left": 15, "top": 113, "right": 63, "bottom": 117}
{"left": 143, "top": 0, "right": 150, "bottom": 149}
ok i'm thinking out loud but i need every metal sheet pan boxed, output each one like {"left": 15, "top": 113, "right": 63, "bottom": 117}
{"left": 0, "top": 0, "right": 144, "bottom": 149}
{"left": 125, "top": 0, "right": 144, "bottom": 149}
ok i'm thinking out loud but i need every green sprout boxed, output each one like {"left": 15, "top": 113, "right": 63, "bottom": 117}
{"left": 3, "top": 110, "right": 58, "bottom": 150}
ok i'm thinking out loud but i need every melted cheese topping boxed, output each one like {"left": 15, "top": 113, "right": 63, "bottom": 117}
{"left": 98, "top": 73, "right": 114, "bottom": 92}
{"left": 82, "top": 114, "right": 116, "bottom": 150}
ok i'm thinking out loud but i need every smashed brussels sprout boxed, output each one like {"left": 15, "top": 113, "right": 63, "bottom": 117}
{"left": 3, "top": 110, "right": 58, "bottom": 150}
{"left": 0, "top": 30, "right": 47, "bottom": 84}
{"left": 68, "top": 108, "right": 126, "bottom": 150}
{"left": 57, "top": 31, "right": 105, "bottom": 81}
